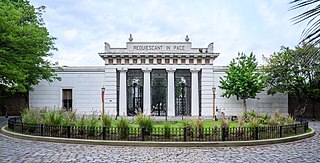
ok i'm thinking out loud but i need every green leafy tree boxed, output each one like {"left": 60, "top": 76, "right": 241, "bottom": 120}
{"left": 0, "top": 0, "right": 60, "bottom": 97}
{"left": 263, "top": 44, "right": 320, "bottom": 117}
{"left": 219, "top": 52, "right": 266, "bottom": 113}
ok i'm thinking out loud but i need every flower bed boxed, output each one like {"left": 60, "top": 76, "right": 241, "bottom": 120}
{"left": 8, "top": 116, "right": 308, "bottom": 142}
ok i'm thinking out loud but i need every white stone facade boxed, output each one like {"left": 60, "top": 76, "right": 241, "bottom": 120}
{"left": 29, "top": 39, "right": 288, "bottom": 116}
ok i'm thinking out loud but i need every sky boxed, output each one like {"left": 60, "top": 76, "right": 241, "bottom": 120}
{"left": 29, "top": 0, "right": 308, "bottom": 66}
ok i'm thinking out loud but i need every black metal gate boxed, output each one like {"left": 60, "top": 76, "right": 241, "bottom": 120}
{"left": 175, "top": 69, "right": 191, "bottom": 116}
{"left": 127, "top": 69, "right": 143, "bottom": 116}
{"left": 151, "top": 69, "right": 167, "bottom": 116}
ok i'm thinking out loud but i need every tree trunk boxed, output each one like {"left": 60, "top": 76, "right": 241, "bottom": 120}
{"left": 243, "top": 98, "right": 247, "bottom": 113}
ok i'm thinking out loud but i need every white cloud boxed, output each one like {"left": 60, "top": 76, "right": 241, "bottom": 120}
{"left": 29, "top": 0, "right": 307, "bottom": 66}
{"left": 62, "top": 29, "right": 78, "bottom": 42}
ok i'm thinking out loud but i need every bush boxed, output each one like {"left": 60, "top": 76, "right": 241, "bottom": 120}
{"left": 195, "top": 118, "right": 203, "bottom": 138}
{"left": 248, "top": 117, "right": 260, "bottom": 128}
{"left": 43, "top": 110, "right": 63, "bottom": 126}
{"left": 237, "top": 116, "right": 245, "bottom": 128}
{"left": 135, "top": 113, "right": 153, "bottom": 134}
{"left": 273, "top": 109, "right": 280, "bottom": 118}
{"left": 76, "top": 114, "right": 86, "bottom": 127}
{"left": 182, "top": 120, "right": 193, "bottom": 137}
{"left": 220, "top": 118, "right": 229, "bottom": 129}
{"left": 21, "top": 108, "right": 41, "bottom": 125}
{"left": 279, "top": 116, "right": 286, "bottom": 126}
{"left": 286, "top": 116, "right": 295, "bottom": 125}
{"left": 117, "top": 117, "right": 129, "bottom": 139}
{"left": 268, "top": 117, "right": 277, "bottom": 127}
{"left": 61, "top": 111, "right": 76, "bottom": 126}
{"left": 102, "top": 114, "right": 113, "bottom": 128}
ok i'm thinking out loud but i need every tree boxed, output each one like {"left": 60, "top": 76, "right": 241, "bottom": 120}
{"left": 0, "top": 0, "right": 60, "bottom": 97}
{"left": 219, "top": 52, "right": 266, "bottom": 113}
{"left": 290, "top": 0, "right": 320, "bottom": 45}
{"left": 263, "top": 44, "right": 320, "bottom": 117}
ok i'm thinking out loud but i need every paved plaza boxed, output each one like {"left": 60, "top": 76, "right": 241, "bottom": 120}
{"left": 0, "top": 117, "right": 319, "bottom": 162}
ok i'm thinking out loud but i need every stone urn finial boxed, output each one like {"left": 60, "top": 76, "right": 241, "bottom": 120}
{"left": 185, "top": 35, "right": 189, "bottom": 42}
{"left": 129, "top": 34, "right": 133, "bottom": 42}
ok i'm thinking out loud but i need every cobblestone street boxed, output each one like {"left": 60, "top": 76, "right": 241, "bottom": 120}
{"left": 0, "top": 117, "right": 319, "bottom": 162}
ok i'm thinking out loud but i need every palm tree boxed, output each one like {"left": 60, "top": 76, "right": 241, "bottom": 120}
{"left": 291, "top": 0, "right": 320, "bottom": 45}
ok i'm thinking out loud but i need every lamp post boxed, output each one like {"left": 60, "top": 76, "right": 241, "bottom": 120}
{"left": 212, "top": 87, "right": 216, "bottom": 120}
{"left": 101, "top": 87, "right": 105, "bottom": 118}
{"left": 181, "top": 82, "right": 186, "bottom": 120}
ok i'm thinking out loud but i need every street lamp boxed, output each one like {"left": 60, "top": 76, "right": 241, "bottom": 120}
{"left": 101, "top": 87, "right": 105, "bottom": 118}
{"left": 181, "top": 82, "right": 186, "bottom": 120}
{"left": 212, "top": 87, "right": 216, "bottom": 120}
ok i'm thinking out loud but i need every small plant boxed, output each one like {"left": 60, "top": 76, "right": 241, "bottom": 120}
{"left": 21, "top": 108, "right": 41, "bottom": 133}
{"left": 248, "top": 117, "right": 260, "bottom": 128}
{"left": 242, "top": 112, "right": 249, "bottom": 122}
{"left": 87, "top": 112, "right": 99, "bottom": 137}
{"left": 76, "top": 114, "right": 86, "bottom": 135}
{"left": 77, "top": 114, "right": 86, "bottom": 127}
{"left": 102, "top": 114, "right": 113, "bottom": 128}
{"left": 220, "top": 118, "right": 229, "bottom": 129}
{"left": 182, "top": 120, "right": 193, "bottom": 129}
{"left": 43, "top": 110, "right": 64, "bottom": 126}
{"left": 87, "top": 112, "right": 98, "bottom": 128}
{"left": 182, "top": 120, "right": 193, "bottom": 137}
{"left": 248, "top": 111, "right": 257, "bottom": 118}
{"left": 116, "top": 117, "right": 129, "bottom": 140}
{"left": 61, "top": 111, "right": 76, "bottom": 126}
{"left": 268, "top": 116, "right": 277, "bottom": 127}
{"left": 279, "top": 116, "right": 286, "bottom": 126}
{"left": 195, "top": 117, "right": 203, "bottom": 138}
{"left": 273, "top": 109, "right": 280, "bottom": 118}
{"left": 237, "top": 116, "right": 245, "bottom": 128}
{"left": 286, "top": 116, "right": 295, "bottom": 125}
{"left": 135, "top": 113, "right": 153, "bottom": 134}
{"left": 21, "top": 108, "right": 41, "bottom": 125}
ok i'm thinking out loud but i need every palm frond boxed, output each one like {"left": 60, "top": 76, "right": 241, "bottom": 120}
{"left": 290, "top": 0, "right": 320, "bottom": 44}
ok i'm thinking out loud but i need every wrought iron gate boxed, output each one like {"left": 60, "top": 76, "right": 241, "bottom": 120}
{"left": 175, "top": 69, "right": 191, "bottom": 116}
{"left": 151, "top": 69, "right": 167, "bottom": 116}
{"left": 127, "top": 69, "right": 143, "bottom": 116}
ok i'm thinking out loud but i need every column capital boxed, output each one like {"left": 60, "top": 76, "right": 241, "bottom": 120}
{"left": 117, "top": 67, "right": 128, "bottom": 72}
{"left": 166, "top": 68, "right": 176, "bottom": 73}
{"left": 142, "top": 67, "right": 152, "bottom": 73}
{"left": 190, "top": 68, "right": 200, "bottom": 73}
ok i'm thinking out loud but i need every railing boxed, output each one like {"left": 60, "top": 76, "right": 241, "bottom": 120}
{"left": 7, "top": 117, "right": 309, "bottom": 142}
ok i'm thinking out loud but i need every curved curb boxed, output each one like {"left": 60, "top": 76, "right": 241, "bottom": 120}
{"left": 0, "top": 126, "right": 315, "bottom": 147}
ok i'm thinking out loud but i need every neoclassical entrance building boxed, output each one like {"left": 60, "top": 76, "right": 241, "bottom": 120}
{"left": 29, "top": 36, "right": 288, "bottom": 117}
{"left": 100, "top": 35, "right": 218, "bottom": 117}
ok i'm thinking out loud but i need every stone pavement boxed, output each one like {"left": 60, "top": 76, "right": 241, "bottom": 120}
{"left": 0, "top": 117, "right": 319, "bottom": 162}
